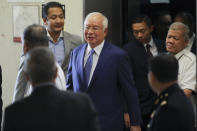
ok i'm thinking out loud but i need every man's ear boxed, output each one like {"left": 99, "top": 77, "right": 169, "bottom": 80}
{"left": 150, "top": 71, "right": 157, "bottom": 83}
{"left": 150, "top": 25, "right": 154, "bottom": 33}
{"left": 104, "top": 28, "right": 108, "bottom": 38}
{"left": 43, "top": 18, "right": 48, "bottom": 26}
{"left": 24, "top": 72, "right": 30, "bottom": 81}
{"left": 23, "top": 43, "right": 29, "bottom": 55}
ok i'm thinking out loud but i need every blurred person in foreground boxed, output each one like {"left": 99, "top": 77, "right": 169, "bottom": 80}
{"left": 3, "top": 47, "right": 99, "bottom": 131}
{"left": 147, "top": 53, "right": 195, "bottom": 131}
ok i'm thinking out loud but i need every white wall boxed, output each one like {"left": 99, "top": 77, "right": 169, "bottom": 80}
{"left": 0, "top": 0, "right": 83, "bottom": 109}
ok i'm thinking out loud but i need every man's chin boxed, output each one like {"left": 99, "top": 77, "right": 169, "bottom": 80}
{"left": 54, "top": 28, "right": 63, "bottom": 32}
{"left": 167, "top": 49, "right": 176, "bottom": 54}
{"left": 54, "top": 29, "right": 62, "bottom": 33}
{"left": 137, "top": 40, "right": 144, "bottom": 43}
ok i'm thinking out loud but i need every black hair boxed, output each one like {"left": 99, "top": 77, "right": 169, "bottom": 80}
{"left": 42, "top": 1, "right": 65, "bottom": 18}
{"left": 149, "top": 53, "right": 178, "bottom": 83}
{"left": 131, "top": 14, "right": 152, "bottom": 28}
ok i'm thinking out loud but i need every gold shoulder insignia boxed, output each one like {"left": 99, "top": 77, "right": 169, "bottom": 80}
{"left": 160, "top": 95, "right": 163, "bottom": 99}
{"left": 160, "top": 100, "right": 167, "bottom": 106}
{"left": 164, "top": 93, "right": 168, "bottom": 97}
{"left": 154, "top": 98, "right": 160, "bottom": 105}
{"left": 151, "top": 110, "right": 156, "bottom": 118}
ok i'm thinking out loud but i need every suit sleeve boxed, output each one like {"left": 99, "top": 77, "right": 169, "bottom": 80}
{"left": 2, "top": 107, "right": 14, "bottom": 131}
{"left": 118, "top": 53, "right": 141, "bottom": 125}
{"left": 12, "top": 59, "right": 27, "bottom": 103}
{"left": 72, "top": 34, "right": 83, "bottom": 46}
{"left": 66, "top": 51, "right": 74, "bottom": 91}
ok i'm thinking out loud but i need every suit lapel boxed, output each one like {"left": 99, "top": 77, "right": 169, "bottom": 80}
{"left": 63, "top": 32, "right": 71, "bottom": 57}
{"left": 88, "top": 42, "right": 109, "bottom": 88}
{"left": 78, "top": 44, "right": 87, "bottom": 90}
{"left": 136, "top": 41, "right": 149, "bottom": 65}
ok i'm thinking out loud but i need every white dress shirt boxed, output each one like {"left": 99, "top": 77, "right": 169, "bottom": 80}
{"left": 143, "top": 36, "right": 158, "bottom": 56}
{"left": 84, "top": 41, "right": 104, "bottom": 85}
{"left": 13, "top": 55, "right": 66, "bottom": 102}
{"left": 175, "top": 48, "right": 196, "bottom": 91}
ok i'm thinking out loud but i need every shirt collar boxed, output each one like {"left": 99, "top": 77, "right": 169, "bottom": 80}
{"left": 47, "top": 30, "right": 63, "bottom": 42}
{"left": 87, "top": 40, "right": 105, "bottom": 56}
{"left": 174, "top": 48, "right": 188, "bottom": 60}
{"left": 144, "top": 36, "right": 154, "bottom": 48}
{"left": 33, "top": 82, "right": 56, "bottom": 91}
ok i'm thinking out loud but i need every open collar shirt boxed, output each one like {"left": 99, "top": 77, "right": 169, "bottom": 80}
{"left": 175, "top": 48, "right": 196, "bottom": 91}
{"left": 48, "top": 31, "right": 65, "bottom": 65}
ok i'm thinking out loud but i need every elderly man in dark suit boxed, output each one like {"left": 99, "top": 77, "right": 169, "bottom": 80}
{"left": 2, "top": 47, "right": 99, "bottom": 131}
{"left": 123, "top": 14, "right": 166, "bottom": 131}
{"left": 66, "top": 12, "right": 141, "bottom": 131}
{"left": 147, "top": 53, "right": 195, "bottom": 131}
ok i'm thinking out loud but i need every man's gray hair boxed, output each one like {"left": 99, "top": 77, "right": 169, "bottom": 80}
{"left": 24, "top": 47, "right": 56, "bottom": 84}
{"left": 84, "top": 12, "right": 108, "bottom": 31}
{"left": 169, "top": 22, "right": 190, "bottom": 42}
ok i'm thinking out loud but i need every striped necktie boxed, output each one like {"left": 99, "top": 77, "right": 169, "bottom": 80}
{"left": 84, "top": 49, "right": 95, "bottom": 87}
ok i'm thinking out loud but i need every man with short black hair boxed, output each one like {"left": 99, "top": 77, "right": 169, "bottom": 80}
{"left": 42, "top": 1, "right": 82, "bottom": 75}
{"left": 123, "top": 14, "right": 166, "bottom": 131}
{"left": 147, "top": 53, "right": 195, "bottom": 131}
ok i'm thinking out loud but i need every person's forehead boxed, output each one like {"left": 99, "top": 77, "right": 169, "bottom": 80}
{"left": 168, "top": 29, "right": 183, "bottom": 34}
{"left": 86, "top": 16, "right": 103, "bottom": 25}
{"left": 48, "top": 7, "right": 63, "bottom": 14}
{"left": 132, "top": 22, "right": 148, "bottom": 28}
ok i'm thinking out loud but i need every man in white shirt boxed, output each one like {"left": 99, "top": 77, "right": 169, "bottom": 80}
{"left": 166, "top": 22, "right": 196, "bottom": 127}
{"left": 166, "top": 22, "right": 196, "bottom": 97}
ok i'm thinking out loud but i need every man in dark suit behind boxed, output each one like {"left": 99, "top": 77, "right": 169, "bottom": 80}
{"left": 66, "top": 12, "right": 141, "bottom": 131}
{"left": 2, "top": 47, "right": 99, "bottom": 131}
{"left": 147, "top": 53, "right": 195, "bottom": 131}
{"left": 123, "top": 14, "right": 166, "bottom": 131}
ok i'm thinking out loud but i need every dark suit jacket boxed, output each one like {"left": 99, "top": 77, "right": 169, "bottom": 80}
{"left": 123, "top": 38, "right": 166, "bottom": 115}
{"left": 0, "top": 66, "right": 2, "bottom": 130}
{"left": 147, "top": 84, "right": 195, "bottom": 131}
{"left": 66, "top": 41, "right": 141, "bottom": 131}
{"left": 3, "top": 83, "right": 99, "bottom": 131}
